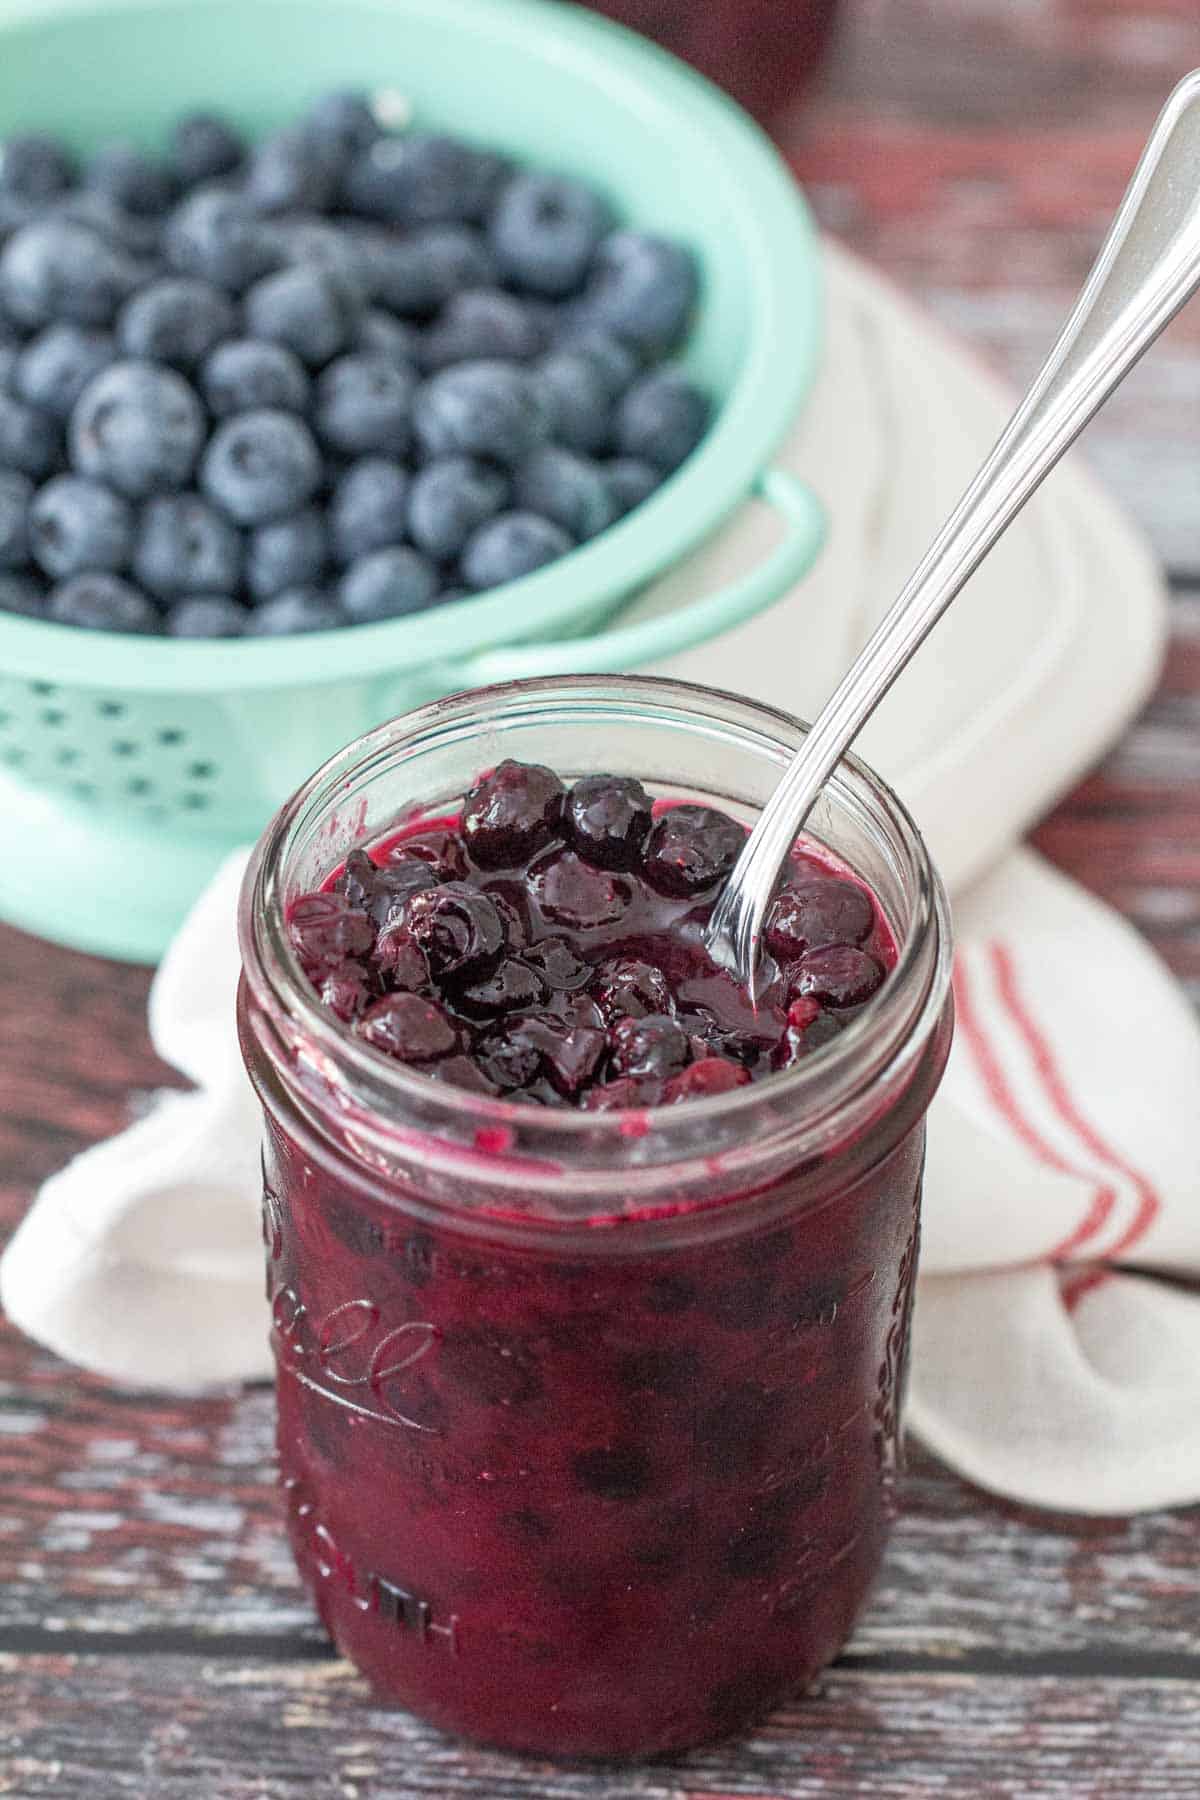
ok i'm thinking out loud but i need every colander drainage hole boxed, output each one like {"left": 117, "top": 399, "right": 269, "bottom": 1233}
{"left": 40, "top": 708, "right": 66, "bottom": 727}
{"left": 56, "top": 748, "right": 79, "bottom": 766}
{"left": 127, "top": 778, "right": 152, "bottom": 796}
{"left": 112, "top": 741, "right": 137, "bottom": 757}
{"left": 97, "top": 701, "right": 125, "bottom": 718}
{"left": 157, "top": 728, "right": 185, "bottom": 746}
{"left": 181, "top": 792, "right": 209, "bottom": 811}
{"left": 71, "top": 781, "right": 95, "bottom": 801}
{"left": 30, "top": 681, "right": 57, "bottom": 698}
{"left": 2, "top": 747, "right": 24, "bottom": 767}
{"left": 188, "top": 761, "right": 215, "bottom": 780}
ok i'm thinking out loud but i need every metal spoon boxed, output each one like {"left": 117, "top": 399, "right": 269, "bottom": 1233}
{"left": 706, "top": 68, "right": 1200, "bottom": 995}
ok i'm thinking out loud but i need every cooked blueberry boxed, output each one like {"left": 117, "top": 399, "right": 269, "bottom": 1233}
{"left": 766, "top": 876, "right": 876, "bottom": 962}
{"left": 29, "top": 475, "right": 132, "bottom": 580}
{"left": 2, "top": 213, "right": 146, "bottom": 329}
{"left": 357, "top": 991, "right": 461, "bottom": 1063}
{"left": 270, "top": 215, "right": 371, "bottom": 304}
{"left": 71, "top": 361, "right": 205, "bottom": 497}
{"left": 473, "top": 1021, "right": 542, "bottom": 1093}
{"left": 287, "top": 890, "right": 374, "bottom": 971}
{"left": 0, "top": 470, "right": 30, "bottom": 567}
{"left": 663, "top": 1057, "right": 751, "bottom": 1102}
{"left": 356, "top": 223, "right": 495, "bottom": 317}
{"left": 563, "top": 773, "right": 653, "bottom": 872}
{"left": 200, "top": 408, "right": 321, "bottom": 524}
{"left": 413, "top": 360, "right": 550, "bottom": 466}
{"left": 0, "top": 390, "right": 59, "bottom": 479}
{"left": 246, "top": 587, "right": 342, "bottom": 635}
{"left": 401, "top": 881, "right": 505, "bottom": 981}
{"left": 338, "top": 545, "right": 439, "bottom": 624}
{"left": 355, "top": 306, "right": 419, "bottom": 367}
{"left": 721, "top": 1514, "right": 790, "bottom": 1581}
{"left": 520, "top": 936, "right": 590, "bottom": 992}
{"left": 388, "top": 828, "right": 468, "bottom": 881}
{"left": 246, "top": 507, "right": 325, "bottom": 600}
{"left": 512, "top": 446, "right": 617, "bottom": 543}
{"left": 406, "top": 455, "right": 507, "bottom": 562}
{"left": 0, "top": 571, "right": 46, "bottom": 617}
{"left": 335, "top": 846, "right": 426, "bottom": 920}
{"left": 509, "top": 1010, "right": 606, "bottom": 1097}
{"left": 169, "top": 113, "right": 245, "bottom": 188}
{"left": 771, "top": 1001, "right": 843, "bottom": 1069}
{"left": 163, "top": 187, "right": 279, "bottom": 292}
{"left": 528, "top": 848, "right": 631, "bottom": 932}
{"left": 303, "top": 89, "right": 379, "bottom": 164}
{"left": 166, "top": 595, "right": 249, "bottom": 637}
{"left": 646, "top": 1273, "right": 697, "bottom": 1314}
{"left": 619, "top": 1345, "right": 700, "bottom": 1398}
{"left": 697, "top": 1380, "right": 777, "bottom": 1473}
{"left": 608, "top": 1013, "right": 689, "bottom": 1082}
{"left": 132, "top": 492, "right": 240, "bottom": 599}
{"left": 329, "top": 456, "right": 408, "bottom": 563}
{"left": 432, "top": 1053, "right": 500, "bottom": 1095}
{"left": 616, "top": 367, "right": 709, "bottom": 474}
{"left": 116, "top": 276, "right": 235, "bottom": 369}
{"left": 456, "top": 957, "right": 546, "bottom": 1019}
{"left": 489, "top": 170, "right": 610, "bottom": 297}
{"left": 0, "top": 134, "right": 75, "bottom": 203}
{"left": 246, "top": 126, "right": 336, "bottom": 215}
{"left": 460, "top": 510, "right": 572, "bottom": 589}
{"left": 48, "top": 571, "right": 160, "bottom": 633}
{"left": 604, "top": 455, "right": 660, "bottom": 517}
{"left": 200, "top": 338, "right": 311, "bottom": 418}
{"left": 317, "top": 966, "right": 372, "bottom": 1021}
{"left": 86, "top": 141, "right": 175, "bottom": 217}
{"left": 362, "top": 862, "right": 440, "bottom": 934}
{"left": 243, "top": 265, "right": 360, "bottom": 366}
{"left": 442, "top": 1324, "right": 543, "bottom": 1407}
{"left": 14, "top": 325, "right": 115, "bottom": 420}
{"left": 576, "top": 229, "right": 698, "bottom": 354}
{"left": 643, "top": 804, "right": 743, "bottom": 898}
{"left": 314, "top": 352, "right": 414, "bottom": 457}
{"left": 789, "top": 944, "right": 886, "bottom": 1009}
{"left": 530, "top": 348, "right": 611, "bottom": 455}
{"left": 590, "top": 958, "right": 673, "bottom": 1026}
{"left": 420, "top": 288, "right": 548, "bottom": 370}
{"left": 462, "top": 759, "right": 565, "bottom": 868}
{"left": 572, "top": 1443, "right": 651, "bottom": 1502}
{"left": 342, "top": 132, "right": 507, "bottom": 227}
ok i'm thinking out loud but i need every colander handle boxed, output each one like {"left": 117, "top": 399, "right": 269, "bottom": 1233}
{"left": 439, "top": 466, "right": 825, "bottom": 687}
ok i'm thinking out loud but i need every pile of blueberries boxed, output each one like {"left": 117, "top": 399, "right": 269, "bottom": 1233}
{"left": 0, "top": 94, "right": 708, "bottom": 636}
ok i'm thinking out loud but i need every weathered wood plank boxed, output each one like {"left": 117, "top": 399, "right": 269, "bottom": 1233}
{"left": 3, "top": 1656, "right": 1199, "bottom": 1798}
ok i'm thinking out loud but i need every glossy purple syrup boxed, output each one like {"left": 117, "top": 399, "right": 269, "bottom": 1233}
{"left": 252, "top": 762, "right": 947, "bottom": 1756}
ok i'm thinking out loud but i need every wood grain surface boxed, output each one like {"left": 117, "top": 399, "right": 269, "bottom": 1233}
{"left": 3, "top": 2, "right": 1200, "bottom": 1795}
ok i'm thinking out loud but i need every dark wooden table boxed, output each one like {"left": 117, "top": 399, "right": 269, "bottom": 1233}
{"left": 3, "top": 4, "right": 1200, "bottom": 1793}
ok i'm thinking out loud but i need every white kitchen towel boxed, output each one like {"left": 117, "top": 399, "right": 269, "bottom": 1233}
{"left": 4, "top": 243, "right": 1195, "bottom": 1515}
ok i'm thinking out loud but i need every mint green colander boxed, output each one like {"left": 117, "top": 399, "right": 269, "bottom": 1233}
{"left": 0, "top": 0, "right": 825, "bottom": 962}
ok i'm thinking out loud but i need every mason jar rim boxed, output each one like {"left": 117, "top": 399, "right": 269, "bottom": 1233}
{"left": 238, "top": 675, "right": 953, "bottom": 1224}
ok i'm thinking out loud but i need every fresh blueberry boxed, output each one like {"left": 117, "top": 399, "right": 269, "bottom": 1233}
{"left": 71, "top": 361, "right": 205, "bottom": 498}
{"left": 243, "top": 264, "right": 360, "bottom": 366}
{"left": 513, "top": 445, "right": 617, "bottom": 541}
{"left": 199, "top": 338, "right": 311, "bottom": 418}
{"left": 420, "top": 288, "right": 548, "bottom": 370}
{"left": 52, "top": 188, "right": 162, "bottom": 258}
{"left": 14, "top": 325, "right": 115, "bottom": 420}
{"left": 0, "top": 469, "right": 31, "bottom": 567}
{"left": 132, "top": 492, "right": 241, "bottom": 599}
{"left": 435, "top": 584, "right": 468, "bottom": 606}
{"left": 414, "top": 359, "right": 551, "bottom": 467}
{"left": 338, "top": 545, "right": 439, "bottom": 623}
{"left": 0, "top": 192, "right": 35, "bottom": 249}
{"left": 576, "top": 229, "right": 699, "bottom": 353}
{"left": 246, "top": 506, "right": 326, "bottom": 600}
{"left": 355, "top": 223, "right": 495, "bottom": 317}
{"left": 169, "top": 113, "right": 246, "bottom": 188}
{"left": 29, "top": 475, "right": 133, "bottom": 580}
{"left": 0, "top": 324, "right": 21, "bottom": 389}
{"left": 270, "top": 214, "right": 372, "bottom": 305}
{"left": 117, "top": 276, "right": 235, "bottom": 369}
{"left": 246, "top": 126, "right": 337, "bottom": 214}
{"left": 766, "top": 877, "right": 876, "bottom": 961}
{"left": 565, "top": 774, "right": 653, "bottom": 871}
{"left": 534, "top": 348, "right": 614, "bottom": 454}
{"left": 0, "top": 134, "right": 75, "bottom": 203}
{"left": 313, "top": 352, "right": 414, "bottom": 457}
{"left": 356, "top": 991, "right": 461, "bottom": 1064}
{"left": 489, "top": 171, "right": 610, "bottom": 297}
{"left": 604, "top": 456, "right": 660, "bottom": 516}
{"left": 460, "top": 510, "right": 573, "bottom": 589}
{"left": 406, "top": 455, "right": 507, "bottom": 562}
{"left": 642, "top": 804, "right": 744, "bottom": 898}
{"left": 616, "top": 368, "right": 709, "bottom": 471}
{"left": 48, "top": 571, "right": 161, "bottom": 633}
{"left": 165, "top": 594, "right": 250, "bottom": 637}
{"left": 552, "top": 324, "right": 640, "bottom": 396}
{"left": 0, "top": 390, "right": 60, "bottom": 478}
{"left": 0, "top": 571, "right": 46, "bottom": 617}
{"left": 789, "top": 944, "right": 886, "bottom": 1009}
{"left": 246, "top": 587, "right": 343, "bottom": 634}
{"left": 86, "top": 141, "right": 175, "bottom": 216}
{"left": 329, "top": 457, "right": 409, "bottom": 563}
{"left": 355, "top": 307, "right": 419, "bottom": 367}
{"left": 200, "top": 408, "right": 321, "bottom": 525}
{"left": 461, "top": 759, "right": 565, "bottom": 869}
{"left": 401, "top": 881, "right": 506, "bottom": 982}
{"left": 303, "top": 89, "right": 379, "bottom": 165}
{"left": 342, "top": 132, "right": 508, "bottom": 227}
{"left": 0, "top": 219, "right": 146, "bottom": 328}
{"left": 163, "top": 186, "right": 281, "bottom": 292}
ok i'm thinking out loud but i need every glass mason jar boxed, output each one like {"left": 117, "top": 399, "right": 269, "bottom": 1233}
{"left": 237, "top": 675, "right": 953, "bottom": 1759}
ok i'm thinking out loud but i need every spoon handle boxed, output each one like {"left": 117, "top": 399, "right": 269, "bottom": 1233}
{"left": 708, "top": 68, "right": 1200, "bottom": 988}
